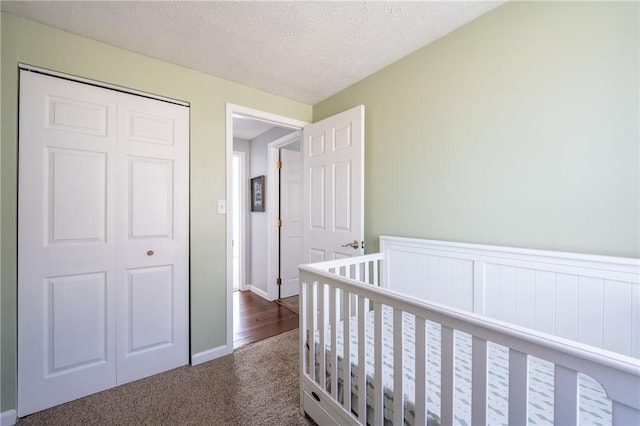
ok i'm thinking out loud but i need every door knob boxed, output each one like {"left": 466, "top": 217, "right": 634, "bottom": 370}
{"left": 341, "top": 240, "right": 360, "bottom": 250}
{"left": 147, "top": 250, "right": 154, "bottom": 256}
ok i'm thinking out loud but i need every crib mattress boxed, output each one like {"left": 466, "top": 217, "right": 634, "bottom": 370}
{"left": 315, "top": 306, "right": 611, "bottom": 426}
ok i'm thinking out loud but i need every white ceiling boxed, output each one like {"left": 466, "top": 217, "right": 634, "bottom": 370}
{"left": 1, "top": 1, "right": 504, "bottom": 105}
{"left": 233, "top": 116, "right": 286, "bottom": 140}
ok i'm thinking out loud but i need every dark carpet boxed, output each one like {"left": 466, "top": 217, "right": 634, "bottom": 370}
{"left": 18, "top": 329, "right": 314, "bottom": 426}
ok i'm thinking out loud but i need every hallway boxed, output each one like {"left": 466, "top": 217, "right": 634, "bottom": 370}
{"left": 233, "top": 291, "right": 298, "bottom": 349}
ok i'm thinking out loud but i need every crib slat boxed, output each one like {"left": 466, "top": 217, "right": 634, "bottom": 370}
{"left": 441, "top": 326, "right": 454, "bottom": 426}
{"left": 300, "top": 281, "right": 307, "bottom": 416}
{"left": 554, "top": 364, "right": 578, "bottom": 425}
{"left": 301, "top": 282, "right": 308, "bottom": 376}
{"left": 414, "top": 317, "right": 427, "bottom": 426}
{"left": 309, "top": 282, "right": 317, "bottom": 382}
{"left": 508, "top": 349, "right": 528, "bottom": 425}
{"left": 373, "top": 262, "right": 379, "bottom": 286}
{"left": 342, "top": 289, "right": 351, "bottom": 414}
{"left": 471, "top": 336, "right": 488, "bottom": 425}
{"left": 357, "top": 295, "right": 366, "bottom": 425}
{"left": 393, "top": 308, "right": 404, "bottom": 426}
{"left": 330, "top": 286, "right": 338, "bottom": 399}
{"left": 318, "top": 283, "right": 326, "bottom": 389}
{"left": 374, "top": 302, "right": 384, "bottom": 426}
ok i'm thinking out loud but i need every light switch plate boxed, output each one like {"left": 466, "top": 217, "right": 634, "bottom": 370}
{"left": 217, "top": 200, "right": 226, "bottom": 214}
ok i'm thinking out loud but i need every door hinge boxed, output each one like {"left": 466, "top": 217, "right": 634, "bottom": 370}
{"left": 276, "top": 277, "right": 282, "bottom": 286}
{"left": 276, "top": 161, "right": 282, "bottom": 169}
{"left": 276, "top": 220, "right": 282, "bottom": 227}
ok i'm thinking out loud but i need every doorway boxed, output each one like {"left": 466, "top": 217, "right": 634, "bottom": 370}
{"left": 226, "top": 104, "right": 308, "bottom": 352}
{"left": 267, "top": 133, "right": 302, "bottom": 300}
{"left": 226, "top": 104, "right": 366, "bottom": 353}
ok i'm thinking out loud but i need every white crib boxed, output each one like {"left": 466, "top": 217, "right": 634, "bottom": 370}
{"left": 299, "top": 236, "right": 640, "bottom": 426}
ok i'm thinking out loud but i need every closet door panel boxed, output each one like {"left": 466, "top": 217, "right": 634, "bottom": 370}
{"left": 48, "top": 148, "right": 108, "bottom": 242}
{"left": 116, "top": 92, "right": 189, "bottom": 385}
{"left": 126, "top": 266, "right": 174, "bottom": 353}
{"left": 18, "top": 71, "right": 118, "bottom": 417}
{"left": 47, "top": 273, "right": 108, "bottom": 371}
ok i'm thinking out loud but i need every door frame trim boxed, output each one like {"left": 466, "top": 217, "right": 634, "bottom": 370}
{"left": 225, "top": 103, "right": 308, "bottom": 353}
{"left": 232, "top": 150, "right": 247, "bottom": 292}
{"left": 19, "top": 63, "right": 189, "bottom": 106}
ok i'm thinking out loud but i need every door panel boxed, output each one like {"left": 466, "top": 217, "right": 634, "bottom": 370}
{"left": 302, "top": 105, "right": 365, "bottom": 263}
{"left": 310, "top": 166, "right": 326, "bottom": 229}
{"left": 280, "top": 148, "right": 302, "bottom": 298}
{"left": 18, "top": 71, "right": 118, "bottom": 416}
{"left": 46, "top": 95, "right": 109, "bottom": 136}
{"left": 129, "top": 157, "right": 174, "bottom": 238}
{"left": 116, "top": 92, "right": 189, "bottom": 385}
{"left": 48, "top": 148, "right": 108, "bottom": 243}
{"left": 309, "top": 249, "right": 326, "bottom": 263}
{"left": 47, "top": 272, "right": 108, "bottom": 373}
{"left": 126, "top": 266, "right": 174, "bottom": 352}
{"left": 127, "top": 111, "right": 175, "bottom": 145}
{"left": 333, "top": 160, "right": 352, "bottom": 231}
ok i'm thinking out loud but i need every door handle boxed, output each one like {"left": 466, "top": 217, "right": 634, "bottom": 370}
{"left": 341, "top": 240, "right": 360, "bottom": 250}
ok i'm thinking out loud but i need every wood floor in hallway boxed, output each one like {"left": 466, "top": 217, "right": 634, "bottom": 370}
{"left": 233, "top": 290, "right": 299, "bottom": 349}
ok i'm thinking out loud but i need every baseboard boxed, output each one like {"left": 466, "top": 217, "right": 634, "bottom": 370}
{"left": 1, "top": 409, "right": 17, "bottom": 426}
{"left": 191, "top": 344, "right": 229, "bottom": 366}
{"left": 248, "top": 284, "right": 273, "bottom": 301}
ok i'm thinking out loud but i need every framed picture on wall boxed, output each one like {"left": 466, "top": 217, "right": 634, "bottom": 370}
{"left": 250, "top": 175, "right": 265, "bottom": 212}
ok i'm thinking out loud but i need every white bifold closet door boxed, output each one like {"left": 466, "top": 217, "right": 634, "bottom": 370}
{"left": 18, "top": 71, "right": 189, "bottom": 417}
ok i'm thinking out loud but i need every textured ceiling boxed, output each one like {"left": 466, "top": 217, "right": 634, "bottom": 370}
{"left": 2, "top": 1, "right": 505, "bottom": 104}
{"left": 233, "top": 116, "right": 282, "bottom": 140}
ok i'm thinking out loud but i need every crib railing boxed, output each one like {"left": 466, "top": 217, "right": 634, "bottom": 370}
{"left": 300, "top": 257, "right": 640, "bottom": 426}
{"left": 308, "top": 253, "right": 384, "bottom": 285}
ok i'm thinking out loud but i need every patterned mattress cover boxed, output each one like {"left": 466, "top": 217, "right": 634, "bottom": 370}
{"left": 314, "top": 306, "right": 611, "bottom": 425}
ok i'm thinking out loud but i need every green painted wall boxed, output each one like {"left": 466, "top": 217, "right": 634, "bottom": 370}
{"left": 315, "top": 1, "right": 639, "bottom": 258}
{"left": 3, "top": 0, "right": 639, "bottom": 416}
{"left": 0, "top": 13, "right": 311, "bottom": 411}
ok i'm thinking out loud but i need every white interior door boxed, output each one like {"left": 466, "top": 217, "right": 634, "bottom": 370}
{"left": 18, "top": 71, "right": 189, "bottom": 416}
{"left": 302, "top": 105, "right": 365, "bottom": 263}
{"left": 280, "top": 148, "right": 302, "bottom": 298}
{"left": 115, "top": 92, "right": 189, "bottom": 385}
